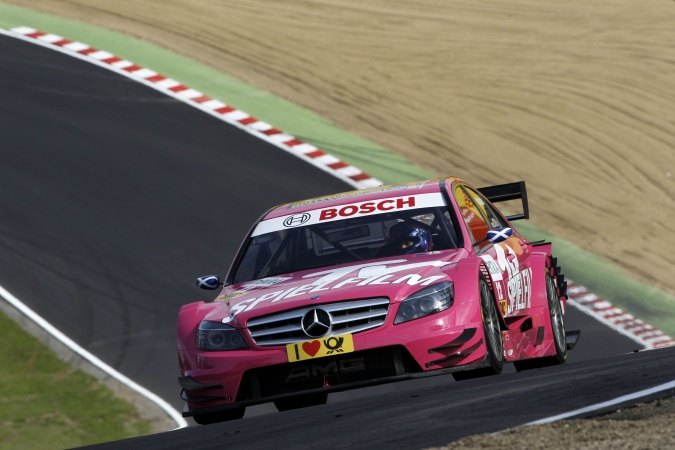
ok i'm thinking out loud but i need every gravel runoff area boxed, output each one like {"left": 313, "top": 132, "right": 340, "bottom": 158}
{"left": 3, "top": 1, "right": 675, "bottom": 447}
{"left": 430, "top": 396, "right": 675, "bottom": 450}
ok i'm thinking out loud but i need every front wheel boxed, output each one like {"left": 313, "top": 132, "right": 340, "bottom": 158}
{"left": 453, "top": 276, "right": 504, "bottom": 381}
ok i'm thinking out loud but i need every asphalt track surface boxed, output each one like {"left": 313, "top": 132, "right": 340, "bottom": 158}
{"left": 0, "top": 33, "right": 651, "bottom": 437}
{"left": 86, "top": 346, "right": 675, "bottom": 450}
{"left": 0, "top": 35, "right": 349, "bottom": 410}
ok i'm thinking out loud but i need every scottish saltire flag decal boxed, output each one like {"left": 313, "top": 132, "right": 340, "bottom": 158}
{"left": 487, "top": 227, "right": 513, "bottom": 244}
{"left": 196, "top": 275, "right": 221, "bottom": 290}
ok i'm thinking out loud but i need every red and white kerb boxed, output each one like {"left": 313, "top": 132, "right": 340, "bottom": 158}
{"left": 566, "top": 283, "right": 675, "bottom": 349}
{"left": 252, "top": 193, "right": 446, "bottom": 237}
{"left": 6, "top": 26, "right": 382, "bottom": 190}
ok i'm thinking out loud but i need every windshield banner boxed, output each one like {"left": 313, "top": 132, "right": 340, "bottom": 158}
{"left": 252, "top": 193, "right": 447, "bottom": 237}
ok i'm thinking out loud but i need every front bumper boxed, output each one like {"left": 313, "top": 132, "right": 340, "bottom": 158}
{"left": 180, "top": 304, "right": 487, "bottom": 417}
{"left": 180, "top": 351, "right": 489, "bottom": 417}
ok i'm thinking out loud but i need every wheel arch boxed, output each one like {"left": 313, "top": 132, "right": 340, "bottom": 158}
{"left": 478, "top": 262, "right": 509, "bottom": 331}
{"left": 454, "top": 258, "right": 507, "bottom": 331}
{"left": 526, "top": 252, "right": 550, "bottom": 310}
{"left": 528, "top": 250, "right": 568, "bottom": 313}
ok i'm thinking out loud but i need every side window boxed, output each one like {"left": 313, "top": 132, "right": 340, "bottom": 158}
{"left": 473, "top": 190, "right": 508, "bottom": 230}
{"left": 453, "top": 185, "right": 492, "bottom": 250}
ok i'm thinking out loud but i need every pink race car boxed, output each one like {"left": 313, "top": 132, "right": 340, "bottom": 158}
{"left": 177, "top": 177, "right": 579, "bottom": 424}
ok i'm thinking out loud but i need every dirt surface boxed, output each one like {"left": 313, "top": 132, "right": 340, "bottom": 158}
{"left": 432, "top": 396, "right": 675, "bottom": 450}
{"left": 5, "top": 1, "right": 675, "bottom": 447}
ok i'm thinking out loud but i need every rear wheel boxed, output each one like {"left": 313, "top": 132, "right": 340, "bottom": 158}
{"left": 193, "top": 406, "right": 246, "bottom": 425}
{"left": 453, "top": 276, "right": 504, "bottom": 381}
{"left": 547, "top": 272, "right": 567, "bottom": 363}
{"left": 514, "top": 272, "right": 567, "bottom": 371}
{"left": 274, "top": 392, "right": 328, "bottom": 412}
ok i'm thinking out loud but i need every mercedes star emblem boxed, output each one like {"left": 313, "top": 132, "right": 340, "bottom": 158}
{"left": 301, "top": 308, "right": 332, "bottom": 338}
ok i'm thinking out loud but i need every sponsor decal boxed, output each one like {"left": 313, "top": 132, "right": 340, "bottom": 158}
{"left": 301, "top": 259, "right": 451, "bottom": 285}
{"left": 286, "top": 333, "right": 355, "bottom": 362}
{"left": 499, "top": 300, "right": 508, "bottom": 316}
{"left": 495, "top": 282, "right": 504, "bottom": 303}
{"left": 243, "top": 277, "right": 292, "bottom": 288}
{"left": 479, "top": 255, "right": 503, "bottom": 281}
{"left": 283, "top": 213, "right": 311, "bottom": 227}
{"left": 217, "top": 277, "right": 292, "bottom": 303}
{"left": 251, "top": 192, "right": 446, "bottom": 237}
{"left": 283, "top": 357, "right": 365, "bottom": 382}
{"left": 319, "top": 197, "right": 415, "bottom": 220}
{"left": 221, "top": 259, "right": 452, "bottom": 323}
{"left": 494, "top": 244, "right": 532, "bottom": 314}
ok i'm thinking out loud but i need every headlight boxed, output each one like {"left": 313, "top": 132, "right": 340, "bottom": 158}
{"left": 394, "top": 281, "right": 454, "bottom": 324}
{"left": 197, "top": 321, "right": 248, "bottom": 351}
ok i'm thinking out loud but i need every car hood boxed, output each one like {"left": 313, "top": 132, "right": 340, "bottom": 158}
{"left": 205, "top": 250, "right": 468, "bottom": 327}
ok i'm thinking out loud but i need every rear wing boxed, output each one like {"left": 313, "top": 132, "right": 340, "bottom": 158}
{"left": 478, "top": 181, "right": 529, "bottom": 221}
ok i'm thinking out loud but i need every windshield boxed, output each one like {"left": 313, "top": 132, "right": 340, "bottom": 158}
{"left": 232, "top": 206, "right": 458, "bottom": 284}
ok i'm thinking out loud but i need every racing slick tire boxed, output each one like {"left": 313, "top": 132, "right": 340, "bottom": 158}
{"left": 274, "top": 392, "right": 328, "bottom": 412}
{"left": 514, "top": 272, "right": 567, "bottom": 371}
{"left": 192, "top": 405, "right": 246, "bottom": 425}
{"left": 453, "top": 275, "right": 504, "bottom": 381}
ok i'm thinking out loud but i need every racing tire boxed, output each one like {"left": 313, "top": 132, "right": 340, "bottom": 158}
{"left": 274, "top": 392, "right": 328, "bottom": 412}
{"left": 192, "top": 406, "right": 246, "bottom": 425}
{"left": 514, "top": 272, "right": 567, "bottom": 371}
{"left": 453, "top": 276, "right": 504, "bottom": 381}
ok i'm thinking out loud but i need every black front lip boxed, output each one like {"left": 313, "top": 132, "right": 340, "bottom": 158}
{"left": 178, "top": 376, "right": 224, "bottom": 391}
{"left": 180, "top": 356, "right": 489, "bottom": 418}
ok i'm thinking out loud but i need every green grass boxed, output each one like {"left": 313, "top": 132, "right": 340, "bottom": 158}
{"left": 0, "top": 311, "right": 150, "bottom": 450}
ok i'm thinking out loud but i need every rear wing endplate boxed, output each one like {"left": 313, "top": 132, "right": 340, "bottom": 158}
{"left": 478, "top": 181, "right": 529, "bottom": 221}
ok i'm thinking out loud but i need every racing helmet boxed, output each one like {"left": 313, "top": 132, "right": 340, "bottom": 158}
{"left": 386, "top": 222, "right": 433, "bottom": 255}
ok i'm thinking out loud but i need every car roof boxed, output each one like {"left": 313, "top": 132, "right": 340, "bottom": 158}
{"left": 264, "top": 177, "right": 461, "bottom": 220}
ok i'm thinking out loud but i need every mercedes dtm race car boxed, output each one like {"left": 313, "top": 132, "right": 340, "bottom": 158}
{"left": 177, "top": 177, "right": 580, "bottom": 424}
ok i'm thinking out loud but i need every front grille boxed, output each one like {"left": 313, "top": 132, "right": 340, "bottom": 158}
{"left": 247, "top": 297, "right": 389, "bottom": 346}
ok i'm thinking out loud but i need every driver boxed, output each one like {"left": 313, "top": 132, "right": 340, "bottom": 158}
{"left": 382, "top": 222, "right": 433, "bottom": 256}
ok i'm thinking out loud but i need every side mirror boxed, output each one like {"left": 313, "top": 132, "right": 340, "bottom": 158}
{"left": 196, "top": 275, "right": 222, "bottom": 290}
{"left": 487, "top": 227, "right": 513, "bottom": 244}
